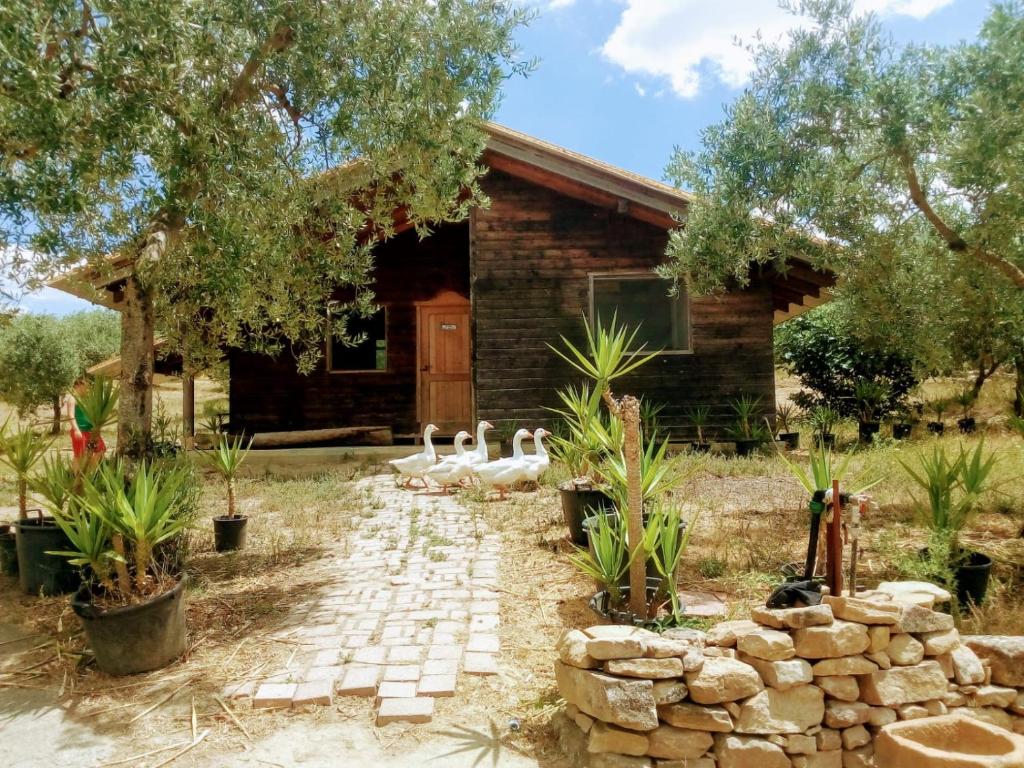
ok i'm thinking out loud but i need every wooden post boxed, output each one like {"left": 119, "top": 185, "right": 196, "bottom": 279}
{"left": 826, "top": 480, "right": 844, "bottom": 596}
{"left": 622, "top": 395, "right": 646, "bottom": 618}
{"left": 182, "top": 372, "right": 195, "bottom": 451}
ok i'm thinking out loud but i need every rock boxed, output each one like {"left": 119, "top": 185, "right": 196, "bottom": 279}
{"left": 587, "top": 721, "right": 649, "bottom": 756}
{"left": 810, "top": 656, "right": 878, "bottom": 676}
{"left": 917, "top": 628, "right": 960, "bottom": 656}
{"left": 816, "top": 728, "right": 842, "bottom": 751}
{"left": 858, "top": 661, "right": 948, "bottom": 706}
{"left": 685, "top": 657, "right": 764, "bottom": 704}
{"left": 658, "top": 701, "right": 734, "bottom": 732}
{"left": 867, "top": 706, "right": 897, "bottom": 726}
{"left": 705, "top": 647, "right": 738, "bottom": 659}
{"left": 877, "top": 580, "right": 951, "bottom": 603}
{"left": 660, "top": 627, "right": 707, "bottom": 649}
{"left": 1011, "top": 692, "right": 1024, "bottom": 716}
{"left": 643, "top": 637, "right": 693, "bottom": 659}
{"left": 893, "top": 604, "right": 954, "bottom": 634}
{"left": 942, "top": 690, "right": 967, "bottom": 707}
{"left": 792, "top": 621, "right": 869, "bottom": 659}
{"left": 566, "top": 703, "right": 595, "bottom": 733}
{"left": 822, "top": 596, "right": 900, "bottom": 625}
{"left": 924, "top": 699, "right": 947, "bottom": 716}
{"left": 841, "top": 725, "right": 870, "bottom": 750}
{"left": 824, "top": 701, "right": 870, "bottom": 728}
{"left": 605, "top": 658, "right": 686, "bottom": 679}
{"left": 558, "top": 629, "right": 600, "bottom": 669}
{"left": 815, "top": 675, "right": 859, "bottom": 702}
{"left": 950, "top": 645, "right": 986, "bottom": 685}
{"left": 841, "top": 744, "right": 873, "bottom": 768}
{"left": 970, "top": 684, "right": 1017, "bottom": 708}
{"left": 897, "top": 703, "right": 929, "bottom": 720}
{"left": 736, "top": 629, "right": 796, "bottom": 661}
{"left": 734, "top": 685, "right": 825, "bottom": 734}
{"left": 738, "top": 653, "right": 813, "bottom": 690}
{"left": 645, "top": 725, "right": 713, "bottom": 760}
{"left": 651, "top": 679, "right": 688, "bottom": 705}
{"left": 963, "top": 636, "right": 1024, "bottom": 687}
{"left": 957, "top": 706, "right": 1015, "bottom": 731}
{"left": 751, "top": 604, "right": 834, "bottom": 630}
{"left": 653, "top": 760, "right": 714, "bottom": 768}
{"left": 792, "top": 754, "right": 842, "bottom": 768}
{"left": 865, "top": 652, "right": 892, "bottom": 670}
{"left": 555, "top": 662, "right": 658, "bottom": 731}
{"left": 867, "top": 626, "right": 890, "bottom": 654}
{"left": 584, "top": 626, "right": 656, "bottom": 661}
{"left": 707, "top": 620, "right": 762, "bottom": 648}
{"left": 783, "top": 734, "right": 818, "bottom": 754}
{"left": 886, "top": 634, "right": 924, "bottom": 666}
{"left": 588, "top": 753, "right": 652, "bottom": 768}
{"left": 714, "top": 733, "right": 791, "bottom": 768}
{"left": 935, "top": 652, "right": 954, "bottom": 678}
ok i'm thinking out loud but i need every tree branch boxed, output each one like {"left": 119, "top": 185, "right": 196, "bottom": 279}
{"left": 899, "top": 150, "right": 1024, "bottom": 288}
{"left": 219, "top": 25, "right": 295, "bottom": 114}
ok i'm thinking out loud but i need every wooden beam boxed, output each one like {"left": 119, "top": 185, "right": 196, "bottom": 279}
{"left": 247, "top": 426, "right": 392, "bottom": 448}
{"left": 182, "top": 374, "right": 195, "bottom": 451}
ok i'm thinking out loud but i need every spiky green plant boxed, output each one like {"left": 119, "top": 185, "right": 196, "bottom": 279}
{"left": 75, "top": 376, "right": 119, "bottom": 441}
{"left": 953, "top": 389, "right": 977, "bottom": 420}
{"left": 200, "top": 433, "right": 253, "bottom": 518}
{"left": 548, "top": 313, "right": 660, "bottom": 398}
{"left": 644, "top": 503, "right": 697, "bottom": 616}
{"left": 807, "top": 405, "right": 841, "bottom": 440}
{"left": 775, "top": 402, "right": 797, "bottom": 434}
{"left": 686, "top": 405, "right": 711, "bottom": 444}
{"left": 29, "top": 454, "right": 80, "bottom": 513}
{"left": 567, "top": 510, "right": 634, "bottom": 608}
{"left": 729, "top": 394, "right": 770, "bottom": 441}
{"left": 46, "top": 498, "right": 119, "bottom": 594}
{"left": 0, "top": 422, "right": 54, "bottom": 519}
{"left": 854, "top": 380, "right": 889, "bottom": 423}
{"left": 598, "top": 434, "right": 692, "bottom": 512}
{"left": 777, "top": 439, "right": 883, "bottom": 496}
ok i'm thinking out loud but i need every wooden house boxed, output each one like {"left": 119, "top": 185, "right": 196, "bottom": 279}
{"left": 55, "top": 124, "right": 834, "bottom": 444}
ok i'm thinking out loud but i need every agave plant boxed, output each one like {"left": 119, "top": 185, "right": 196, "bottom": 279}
{"left": 807, "top": 405, "right": 841, "bottom": 440}
{"left": 686, "top": 405, "right": 711, "bottom": 444}
{"left": 0, "top": 422, "right": 54, "bottom": 519}
{"left": 777, "top": 439, "right": 883, "bottom": 497}
{"left": 29, "top": 454, "right": 81, "bottom": 513}
{"left": 644, "top": 502, "right": 697, "bottom": 616}
{"left": 75, "top": 377, "right": 119, "bottom": 447}
{"left": 775, "top": 402, "right": 797, "bottom": 434}
{"left": 567, "top": 510, "right": 633, "bottom": 608}
{"left": 597, "top": 434, "right": 691, "bottom": 512}
{"left": 200, "top": 433, "right": 253, "bottom": 518}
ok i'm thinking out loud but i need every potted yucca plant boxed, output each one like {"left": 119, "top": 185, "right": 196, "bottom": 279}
{"left": 954, "top": 390, "right": 977, "bottom": 434}
{"left": 47, "top": 459, "right": 195, "bottom": 675}
{"left": 775, "top": 402, "right": 800, "bottom": 450}
{"left": 201, "top": 433, "right": 253, "bottom": 551}
{"left": 729, "top": 394, "right": 770, "bottom": 456}
{"left": 926, "top": 398, "right": 948, "bottom": 435}
{"left": 686, "top": 405, "right": 711, "bottom": 453}
{"left": 807, "top": 405, "right": 841, "bottom": 448}
{"left": 854, "top": 380, "right": 888, "bottom": 444}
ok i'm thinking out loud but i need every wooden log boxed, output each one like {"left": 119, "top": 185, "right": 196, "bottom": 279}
{"left": 247, "top": 426, "right": 392, "bottom": 448}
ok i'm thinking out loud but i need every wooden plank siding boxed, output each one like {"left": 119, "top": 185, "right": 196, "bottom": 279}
{"left": 227, "top": 223, "right": 470, "bottom": 436}
{"left": 471, "top": 170, "right": 776, "bottom": 440}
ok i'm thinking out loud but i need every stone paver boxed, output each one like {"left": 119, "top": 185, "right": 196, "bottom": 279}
{"left": 227, "top": 475, "right": 501, "bottom": 723}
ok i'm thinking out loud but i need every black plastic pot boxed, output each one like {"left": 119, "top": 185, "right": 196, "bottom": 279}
{"left": 72, "top": 575, "right": 188, "bottom": 676}
{"left": 559, "top": 485, "right": 612, "bottom": 546}
{"left": 0, "top": 524, "right": 17, "bottom": 577}
{"left": 588, "top": 577, "right": 670, "bottom": 626}
{"left": 927, "top": 421, "right": 945, "bottom": 435}
{"left": 778, "top": 432, "right": 800, "bottom": 451}
{"left": 15, "top": 517, "right": 81, "bottom": 596}
{"left": 689, "top": 442, "right": 711, "bottom": 454}
{"left": 213, "top": 515, "right": 248, "bottom": 552}
{"left": 955, "top": 551, "right": 992, "bottom": 607}
{"left": 858, "top": 421, "right": 881, "bottom": 444}
{"left": 734, "top": 438, "right": 761, "bottom": 457}
{"left": 892, "top": 423, "right": 913, "bottom": 440}
{"left": 957, "top": 417, "right": 977, "bottom": 435}
{"left": 816, "top": 433, "right": 836, "bottom": 448}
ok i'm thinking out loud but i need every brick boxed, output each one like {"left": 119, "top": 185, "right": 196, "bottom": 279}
{"left": 292, "top": 679, "right": 333, "bottom": 706}
{"left": 423, "top": 658, "right": 459, "bottom": 675}
{"left": 376, "top": 696, "right": 435, "bottom": 725}
{"left": 467, "top": 634, "right": 501, "bottom": 653}
{"left": 337, "top": 666, "right": 380, "bottom": 697}
{"left": 253, "top": 683, "right": 297, "bottom": 709}
{"left": 418, "top": 674, "right": 457, "bottom": 697}
{"left": 222, "top": 680, "right": 256, "bottom": 699}
{"left": 464, "top": 652, "right": 498, "bottom": 675}
{"left": 387, "top": 645, "right": 423, "bottom": 663}
{"left": 427, "top": 645, "right": 463, "bottom": 660}
{"left": 304, "top": 665, "right": 344, "bottom": 682}
{"left": 353, "top": 647, "right": 388, "bottom": 665}
{"left": 383, "top": 665, "right": 421, "bottom": 682}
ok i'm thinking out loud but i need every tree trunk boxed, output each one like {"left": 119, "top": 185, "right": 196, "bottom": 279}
{"left": 621, "top": 395, "right": 646, "bottom": 618}
{"left": 51, "top": 396, "right": 61, "bottom": 435}
{"left": 970, "top": 357, "right": 1000, "bottom": 401}
{"left": 1015, "top": 354, "right": 1024, "bottom": 417}
{"left": 117, "top": 273, "right": 156, "bottom": 458}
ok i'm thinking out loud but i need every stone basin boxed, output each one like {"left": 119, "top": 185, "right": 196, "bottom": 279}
{"left": 876, "top": 714, "right": 1024, "bottom": 768}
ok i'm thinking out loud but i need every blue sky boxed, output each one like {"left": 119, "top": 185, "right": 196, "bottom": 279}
{"left": 21, "top": 0, "right": 992, "bottom": 316}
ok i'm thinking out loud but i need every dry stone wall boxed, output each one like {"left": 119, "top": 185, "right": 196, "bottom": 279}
{"left": 555, "top": 585, "right": 1024, "bottom": 767}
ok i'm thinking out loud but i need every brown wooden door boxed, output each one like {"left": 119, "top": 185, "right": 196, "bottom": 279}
{"left": 417, "top": 292, "right": 472, "bottom": 434}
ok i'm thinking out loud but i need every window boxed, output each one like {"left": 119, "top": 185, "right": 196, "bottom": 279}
{"left": 327, "top": 307, "right": 388, "bottom": 372}
{"left": 590, "top": 274, "right": 690, "bottom": 352}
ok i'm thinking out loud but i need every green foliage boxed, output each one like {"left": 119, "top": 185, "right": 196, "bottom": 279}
{"left": 806, "top": 406, "right": 842, "bottom": 439}
{"left": 200, "top": 433, "right": 253, "bottom": 518}
{"left": 568, "top": 511, "right": 632, "bottom": 607}
{"left": 75, "top": 377, "right": 119, "bottom": 436}
{"left": 686, "top": 405, "right": 711, "bottom": 443}
{"left": 729, "top": 394, "right": 770, "bottom": 442}
{"left": 550, "top": 314, "right": 660, "bottom": 394}
{"left": 0, "top": 422, "right": 53, "bottom": 518}
{"left": 644, "top": 503, "right": 697, "bottom": 615}
{"left": 777, "top": 439, "right": 882, "bottom": 497}
{"left": 547, "top": 383, "right": 621, "bottom": 480}
{"left": 900, "top": 441, "right": 998, "bottom": 547}
{"left": 0, "top": 314, "right": 80, "bottom": 424}
{"left": 953, "top": 389, "right": 977, "bottom": 419}
{"left": 775, "top": 402, "right": 797, "bottom": 434}
{"left": 774, "top": 305, "right": 917, "bottom": 418}
{"left": 62, "top": 311, "right": 121, "bottom": 370}
{"left": 597, "top": 434, "right": 690, "bottom": 512}
{"left": 854, "top": 380, "right": 889, "bottom": 423}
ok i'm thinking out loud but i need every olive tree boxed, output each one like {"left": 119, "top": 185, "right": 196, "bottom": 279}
{"left": 0, "top": 314, "right": 79, "bottom": 432}
{"left": 1, "top": 0, "right": 528, "bottom": 454}
{"left": 662, "top": 1, "right": 1024, "bottom": 407}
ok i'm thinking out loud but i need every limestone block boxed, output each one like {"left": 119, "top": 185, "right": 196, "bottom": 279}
{"left": 707, "top": 620, "right": 762, "bottom": 648}
{"left": 588, "top": 721, "right": 649, "bottom": 756}
{"left": 558, "top": 629, "right": 600, "bottom": 669}
{"left": 605, "top": 658, "right": 686, "bottom": 679}
{"left": 644, "top": 725, "right": 713, "bottom": 760}
{"left": 918, "top": 628, "right": 960, "bottom": 656}
{"left": 810, "top": 656, "right": 878, "bottom": 676}
{"left": 657, "top": 701, "right": 734, "bottom": 732}
{"left": 815, "top": 675, "right": 859, "bottom": 702}
{"left": 713, "top": 733, "right": 791, "bottom": 768}
{"left": 555, "top": 662, "right": 658, "bottom": 731}
{"left": 951, "top": 645, "right": 986, "bottom": 686}
{"left": 736, "top": 629, "right": 796, "bottom": 661}
{"left": 823, "top": 700, "right": 870, "bottom": 729}
{"left": 893, "top": 604, "right": 954, "bottom": 634}
{"left": 685, "top": 657, "right": 764, "bottom": 704}
{"left": 886, "top": 634, "right": 925, "bottom": 666}
{"left": 792, "top": 621, "right": 869, "bottom": 659}
{"left": 751, "top": 604, "right": 834, "bottom": 630}
{"left": 738, "top": 652, "right": 813, "bottom": 691}
{"left": 963, "top": 636, "right": 1024, "bottom": 687}
{"left": 734, "top": 685, "right": 825, "bottom": 735}
{"left": 858, "top": 661, "right": 949, "bottom": 706}
{"left": 822, "top": 595, "right": 900, "bottom": 625}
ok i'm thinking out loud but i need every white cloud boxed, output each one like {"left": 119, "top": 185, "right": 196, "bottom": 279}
{"left": 634, "top": 82, "right": 647, "bottom": 97}
{"left": 601, "top": 0, "right": 954, "bottom": 99}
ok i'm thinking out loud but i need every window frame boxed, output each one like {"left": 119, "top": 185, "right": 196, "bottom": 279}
{"left": 325, "top": 305, "right": 391, "bottom": 374}
{"left": 588, "top": 272, "right": 693, "bottom": 355}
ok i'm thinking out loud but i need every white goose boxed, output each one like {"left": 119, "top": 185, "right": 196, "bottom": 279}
{"left": 389, "top": 424, "right": 438, "bottom": 488}
{"left": 465, "top": 420, "right": 494, "bottom": 467}
{"left": 425, "top": 430, "right": 472, "bottom": 492}
{"left": 473, "top": 428, "right": 533, "bottom": 500}
{"left": 523, "top": 427, "right": 550, "bottom": 483}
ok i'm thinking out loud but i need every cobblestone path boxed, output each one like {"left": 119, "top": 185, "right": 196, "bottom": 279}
{"left": 224, "top": 474, "right": 501, "bottom": 725}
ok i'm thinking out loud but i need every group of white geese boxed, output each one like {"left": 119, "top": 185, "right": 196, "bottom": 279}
{"left": 388, "top": 421, "right": 549, "bottom": 499}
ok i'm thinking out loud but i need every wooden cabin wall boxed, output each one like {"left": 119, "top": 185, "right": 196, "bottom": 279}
{"left": 228, "top": 223, "right": 470, "bottom": 435}
{"left": 471, "top": 170, "right": 776, "bottom": 440}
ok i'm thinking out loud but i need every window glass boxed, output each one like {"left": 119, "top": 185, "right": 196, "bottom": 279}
{"left": 328, "top": 308, "right": 387, "bottom": 371}
{"left": 591, "top": 275, "right": 689, "bottom": 351}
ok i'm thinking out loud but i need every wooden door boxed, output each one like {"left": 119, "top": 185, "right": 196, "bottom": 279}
{"left": 417, "top": 292, "right": 472, "bottom": 434}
